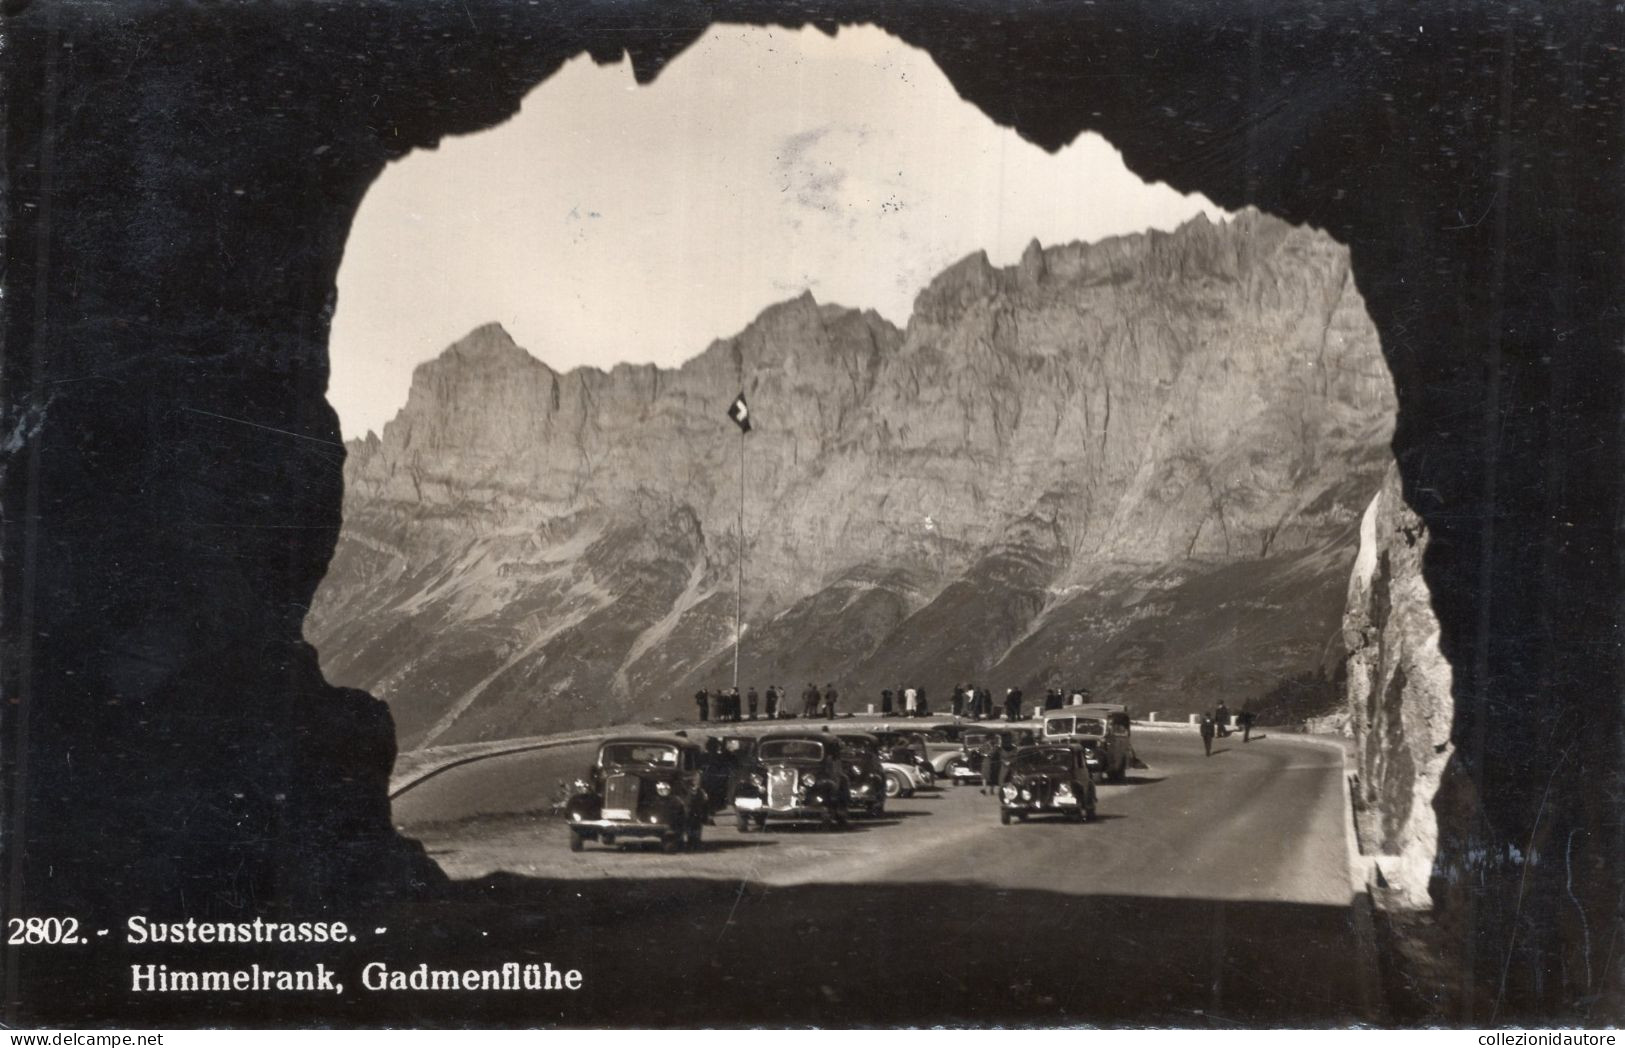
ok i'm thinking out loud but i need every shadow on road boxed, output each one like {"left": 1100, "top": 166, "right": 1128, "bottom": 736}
{"left": 19, "top": 874, "right": 1383, "bottom": 1028}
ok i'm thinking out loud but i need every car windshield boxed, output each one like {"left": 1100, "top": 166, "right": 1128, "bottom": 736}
{"left": 1046, "top": 717, "right": 1103, "bottom": 736}
{"left": 759, "top": 739, "right": 826, "bottom": 761}
{"left": 838, "top": 738, "right": 878, "bottom": 754}
{"left": 1012, "top": 749, "right": 1075, "bottom": 772}
{"left": 600, "top": 743, "right": 679, "bottom": 767}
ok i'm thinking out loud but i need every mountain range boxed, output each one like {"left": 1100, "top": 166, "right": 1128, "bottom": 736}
{"left": 306, "top": 210, "right": 1396, "bottom": 749}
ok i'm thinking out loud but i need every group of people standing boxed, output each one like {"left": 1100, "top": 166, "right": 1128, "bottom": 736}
{"left": 799, "top": 683, "right": 839, "bottom": 719}
{"left": 694, "top": 679, "right": 1108, "bottom": 724}
{"left": 1198, "top": 701, "right": 1258, "bottom": 755}
{"left": 1040, "top": 687, "right": 1092, "bottom": 712}
{"left": 694, "top": 683, "right": 847, "bottom": 722}
{"left": 694, "top": 685, "right": 776, "bottom": 722}
{"left": 937, "top": 683, "right": 1030, "bottom": 721}
{"left": 877, "top": 686, "right": 930, "bottom": 717}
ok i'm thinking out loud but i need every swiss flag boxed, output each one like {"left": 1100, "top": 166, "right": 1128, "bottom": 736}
{"left": 727, "top": 393, "right": 752, "bottom": 433}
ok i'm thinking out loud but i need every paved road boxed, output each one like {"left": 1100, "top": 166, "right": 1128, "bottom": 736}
{"left": 378, "top": 727, "right": 1375, "bottom": 1025}
{"left": 397, "top": 728, "right": 1351, "bottom": 906}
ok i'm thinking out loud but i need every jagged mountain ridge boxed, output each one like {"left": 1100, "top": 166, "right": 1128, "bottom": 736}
{"left": 307, "top": 210, "right": 1396, "bottom": 748}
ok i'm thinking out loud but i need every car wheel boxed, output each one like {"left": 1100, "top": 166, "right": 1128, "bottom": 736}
{"left": 601, "top": 833, "right": 616, "bottom": 847}
{"left": 568, "top": 830, "right": 585, "bottom": 852}
{"left": 884, "top": 772, "right": 906, "bottom": 798}
{"left": 999, "top": 810, "right": 1011, "bottom": 825}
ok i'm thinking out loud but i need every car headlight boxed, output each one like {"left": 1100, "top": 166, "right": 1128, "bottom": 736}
{"left": 1020, "top": 788, "right": 1033, "bottom": 801}
{"left": 1001, "top": 785, "right": 1018, "bottom": 802}
{"left": 751, "top": 772, "right": 767, "bottom": 789}
{"left": 1055, "top": 782, "right": 1074, "bottom": 797}
{"left": 571, "top": 778, "right": 592, "bottom": 795}
{"left": 802, "top": 770, "right": 819, "bottom": 786}
{"left": 655, "top": 782, "right": 672, "bottom": 797}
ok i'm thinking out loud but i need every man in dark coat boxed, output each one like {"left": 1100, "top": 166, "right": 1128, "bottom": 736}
{"left": 951, "top": 684, "right": 966, "bottom": 718}
{"left": 802, "top": 683, "right": 819, "bottom": 718}
{"left": 1005, "top": 687, "right": 1023, "bottom": 722}
{"left": 822, "top": 683, "right": 838, "bottom": 720}
{"left": 881, "top": 688, "right": 894, "bottom": 716}
{"left": 1238, "top": 709, "right": 1256, "bottom": 742}
{"left": 1200, "top": 715, "right": 1216, "bottom": 756}
{"left": 1215, "top": 701, "right": 1232, "bottom": 737}
{"left": 695, "top": 688, "right": 710, "bottom": 722}
{"left": 765, "top": 685, "right": 779, "bottom": 720}
{"left": 747, "top": 686, "right": 759, "bottom": 720}
{"left": 980, "top": 736, "right": 1004, "bottom": 794}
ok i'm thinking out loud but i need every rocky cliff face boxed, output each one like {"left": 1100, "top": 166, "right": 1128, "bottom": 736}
{"left": 307, "top": 210, "right": 1396, "bottom": 748}
{"left": 1345, "top": 464, "right": 1456, "bottom": 907}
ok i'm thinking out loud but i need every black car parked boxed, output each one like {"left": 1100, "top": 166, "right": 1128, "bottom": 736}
{"left": 998, "top": 745, "right": 1098, "bottom": 824}
{"left": 564, "top": 736, "right": 710, "bottom": 852}
{"left": 732, "top": 732, "right": 851, "bottom": 831}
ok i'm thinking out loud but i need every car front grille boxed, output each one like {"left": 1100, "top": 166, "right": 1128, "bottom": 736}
{"left": 767, "top": 766, "right": 799, "bottom": 810}
{"left": 604, "top": 773, "right": 640, "bottom": 820}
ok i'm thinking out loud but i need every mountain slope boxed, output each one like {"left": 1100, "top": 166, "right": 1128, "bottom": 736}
{"left": 307, "top": 210, "right": 1396, "bottom": 747}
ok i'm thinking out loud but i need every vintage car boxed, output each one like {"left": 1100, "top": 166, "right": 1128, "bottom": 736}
{"left": 942, "top": 726, "right": 1038, "bottom": 785}
{"left": 871, "top": 729, "right": 938, "bottom": 788}
{"left": 921, "top": 723, "right": 972, "bottom": 774}
{"left": 833, "top": 732, "right": 890, "bottom": 815}
{"left": 998, "top": 745, "right": 1098, "bottom": 823}
{"left": 1040, "top": 704, "right": 1133, "bottom": 782}
{"left": 564, "top": 736, "right": 709, "bottom": 852}
{"left": 732, "top": 732, "right": 851, "bottom": 831}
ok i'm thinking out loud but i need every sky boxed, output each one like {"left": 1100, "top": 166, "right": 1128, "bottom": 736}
{"left": 329, "top": 24, "right": 1228, "bottom": 438}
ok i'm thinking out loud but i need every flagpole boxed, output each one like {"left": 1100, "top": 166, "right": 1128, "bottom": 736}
{"left": 734, "top": 424, "right": 744, "bottom": 691}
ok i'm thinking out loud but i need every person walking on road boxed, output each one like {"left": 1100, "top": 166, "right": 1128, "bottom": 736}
{"left": 1200, "top": 715, "right": 1216, "bottom": 756}
{"left": 1238, "top": 709, "right": 1255, "bottom": 742}
{"left": 695, "top": 688, "right": 710, "bottom": 723}
{"left": 822, "top": 683, "right": 839, "bottom": 720}
{"left": 1215, "top": 701, "right": 1232, "bottom": 737}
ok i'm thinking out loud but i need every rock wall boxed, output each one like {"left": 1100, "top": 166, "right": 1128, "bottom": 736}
{"left": 1345, "top": 464, "right": 1455, "bottom": 908}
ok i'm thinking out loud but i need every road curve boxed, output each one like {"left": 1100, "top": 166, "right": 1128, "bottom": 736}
{"left": 379, "top": 728, "right": 1373, "bottom": 1026}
